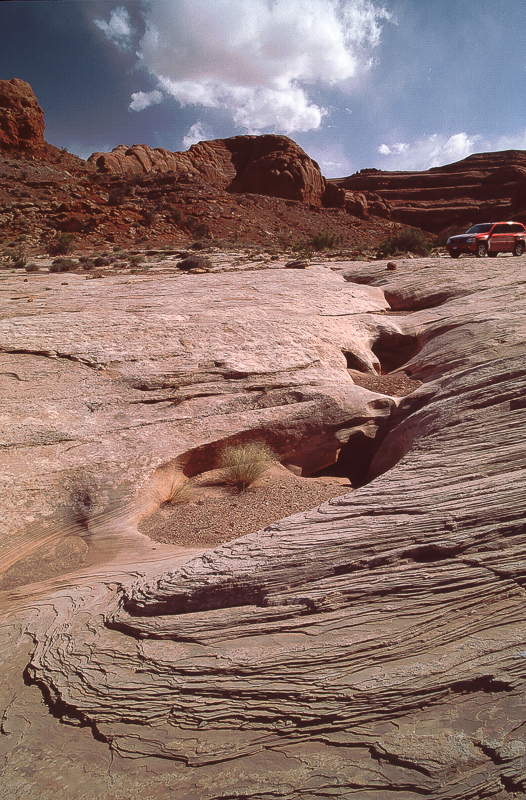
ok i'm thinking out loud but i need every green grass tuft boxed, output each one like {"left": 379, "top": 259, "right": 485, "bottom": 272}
{"left": 219, "top": 441, "right": 277, "bottom": 492}
{"left": 377, "top": 227, "right": 432, "bottom": 258}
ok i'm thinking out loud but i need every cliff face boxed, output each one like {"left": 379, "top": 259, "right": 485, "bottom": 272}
{"left": 332, "top": 150, "right": 526, "bottom": 232}
{"left": 89, "top": 135, "right": 345, "bottom": 208}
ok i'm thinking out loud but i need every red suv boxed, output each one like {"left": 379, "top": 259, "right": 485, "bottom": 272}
{"left": 446, "top": 221, "right": 526, "bottom": 258}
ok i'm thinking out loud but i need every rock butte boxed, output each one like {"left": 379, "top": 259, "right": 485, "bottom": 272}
{"left": 1, "top": 250, "right": 526, "bottom": 799}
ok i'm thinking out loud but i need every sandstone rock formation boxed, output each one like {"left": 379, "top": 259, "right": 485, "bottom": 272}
{"left": 89, "top": 134, "right": 344, "bottom": 207}
{"left": 332, "top": 150, "right": 526, "bottom": 232}
{"left": 0, "top": 262, "right": 393, "bottom": 555}
{"left": 0, "top": 78, "right": 46, "bottom": 151}
{"left": 1, "top": 252, "right": 526, "bottom": 798}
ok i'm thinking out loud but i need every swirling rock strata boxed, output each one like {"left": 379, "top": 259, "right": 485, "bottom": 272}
{"left": 2, "top": 256, "right": 526, "bottom": 798}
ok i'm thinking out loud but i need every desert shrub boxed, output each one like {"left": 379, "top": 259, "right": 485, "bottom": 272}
{"left": 25, "top": 263, "right": 39, "bottom": 273}
{"left": 108, "top": 186, "right": 127, "bottom": 206}
{"left": 48, "top": 233, "right": 75, "bottom": 255}
{"left": 183, "top": 215, "right": 209, "bottom": 238}
{"left": 169, "top": 208, "right": 184, "bottom": 225}
{"left": 50, "top": 257, "right": 76, "bottom": 272}
{"left": 11, "top": 248, "right": 27, "bottom": 268}
{"left": 78, "top": 256, "right": 95, "bottom": 271}
{"left": 129, "top": 254, "right": 144, "bottom": 265}
{"left": 219, "top": 441, "right": 277, "bottom": 492}
{"left": 308, "top": 232, "right": 340, "bottom": 251}
{"left": 377, "top": 227, "right": 431, "bottom": 258}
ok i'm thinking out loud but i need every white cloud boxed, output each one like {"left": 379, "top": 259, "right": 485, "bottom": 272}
{"left": 306, "top": 142, "right": 355, "bottom": 178}
{"left": 378, "top": 132, "right": 482, "bottom": 170}
{"left": 378, "top": 128, "right": 526, "bottom": 171}
{"left": 488, "top": 130, "right": 526, "bottom": 151}
{"left": 129, "top": 90, "right": 163, "bottom": 112}
{"left": 131, "top": 0, "right": 390, "bottom": 134}
{"left": 94, "top": 6, "right": 133, "bottom": 49}
{"left": 378, "top": 142, "right": 408, "bottom": 156}
{"left": 182, "top": 121, "right": 208, "bottom": 149}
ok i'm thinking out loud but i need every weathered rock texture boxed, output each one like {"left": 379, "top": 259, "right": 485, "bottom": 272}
{"left": 332, "top": 149, "right": 526, "bottom": 232}
{"left": 0, "top": 262, "right": 393, "bottom": 557}
{"left": 89, "top": 134, "right": 344, "bottom": 207}
{"left": 0, "top": 78, "right": 46, "bottom": 151}
{"left": 2, "top": 254, "right": 526, "bottom": 799}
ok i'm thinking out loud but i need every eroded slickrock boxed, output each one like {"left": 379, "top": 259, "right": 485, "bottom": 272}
{"left": 1, "top": 255, "right": 526, "bottom": 799}
{"left": 0, "top": 262, "right": 396, "bottom": 570}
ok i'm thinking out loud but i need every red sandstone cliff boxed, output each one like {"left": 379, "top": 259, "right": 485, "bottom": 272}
{"left": 331, "top": 151, "right": 526, "bottom": 232}
{"left": 88, "top": 135, "right": 345, "bottom": 208}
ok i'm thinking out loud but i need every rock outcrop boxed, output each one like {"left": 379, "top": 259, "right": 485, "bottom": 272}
{"left": 2, "top": 253, "right": 526, "bottom": 798}
{"left": 0, "top": 78, "right": 46, "bottom": 150}
{"left": 332, "top": 150, "right": 526, "bottom": 231}
{"left": 0, "top": 261, "right": 393, "bottom": 554}
{"left": 89, "top": 135, "right": 345, "bottom": 207}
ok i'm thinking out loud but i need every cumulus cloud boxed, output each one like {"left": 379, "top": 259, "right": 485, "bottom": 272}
{"left": 130, "top": 0, "right": 390, "bottom": 133}
{"left": 307, "top": 142, "right": 355, "bottom": 178}
{"left": 378, "top": 132, "right": 482, "bottom": 170}
{"left": 378, "top": 128, "right": 526, "bottom": 171}
{"left": 182, "top": 121, "right": 208, "bottom": 149}
{"left": 94, "top": 6, "right": 133, "bottom": 49}
{"left": 488, "top": 130, "right": 526, "bottom": 151}
{"left": 129, "top": 90, "right": 163, "bottom": 112}
{"left": 378, "top": 142, "right": 408, "bottom": 156}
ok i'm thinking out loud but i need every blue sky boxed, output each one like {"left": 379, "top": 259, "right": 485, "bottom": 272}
{"left": 2, "top": 0, "right": 526, "bottom": 177}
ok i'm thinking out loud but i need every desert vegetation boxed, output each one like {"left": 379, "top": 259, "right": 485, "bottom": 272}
{"left": 219, "top": 441, "right": 277, "bottom": 492}
{"left": 307, "top": 232, "right": 341, "bottom": 251}
{"left": 161, "top": 473, "right": 194, "bottom": 506}
{"left": 377, "top": 227, "right": 432, "bottom": 258}
{"left": 47, "top": 232, "right": 75, "bottom": 255}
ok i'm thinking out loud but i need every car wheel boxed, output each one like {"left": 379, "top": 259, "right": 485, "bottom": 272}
{"left": 513, "top": 241, "right": 525, "bottom": 256}
{"left": 475, "top": 242, "right": 487, "bottom": 258}
{"left": 449, "top": 252, "right": 461, "bottom": 258}
{"left": 488, "top": 252, "right": 498, "bottom": 258}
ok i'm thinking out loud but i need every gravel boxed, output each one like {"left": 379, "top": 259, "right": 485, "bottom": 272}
{"left": 139, "top": 471, "right": 353, "bottom": 548}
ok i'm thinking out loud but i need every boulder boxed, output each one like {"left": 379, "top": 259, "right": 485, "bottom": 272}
{"left": 0, "top": 78, "right": 46, "bottom": 150}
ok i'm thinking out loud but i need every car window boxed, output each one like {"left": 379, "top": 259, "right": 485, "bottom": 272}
{"left": 510, "top": 224, "right": 524, "bottom": 233}
{"left": 466, "top": 224, "right": 493, "bottom": 234}
{"left": 492, "top": 224, "right": 510, "bottom": 233}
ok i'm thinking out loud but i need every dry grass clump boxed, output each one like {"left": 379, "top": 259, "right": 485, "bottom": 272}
{"left": 219, "top": 441, "right": 277, "bottom": 492}
{"left": 161, "top": 473, "right": 194, "bottom": 506}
